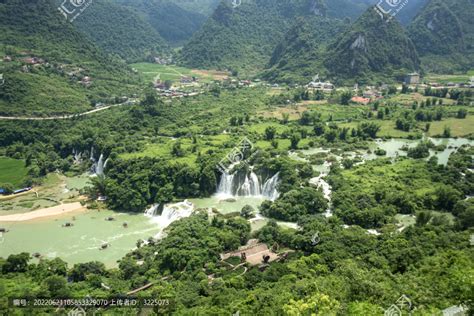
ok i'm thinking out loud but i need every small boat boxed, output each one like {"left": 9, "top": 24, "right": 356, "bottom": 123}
{"left": 32, "top": 252, "right": 41, "bottom": 258}
{"left": 0, "top": 228, "right": 8, "bottom": 233}
{"left": 100, "top": 243, "right": 110, "bottom": 250}
{"left": 105, "top": 217, "right": 115, "bottom": 221}
{"left": 62, "top": 222, "right": 74, "bottom": 227}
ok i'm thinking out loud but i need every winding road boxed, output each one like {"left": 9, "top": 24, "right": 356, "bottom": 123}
{"left": 0, "top": 99, "right": 138, "bottom": 121}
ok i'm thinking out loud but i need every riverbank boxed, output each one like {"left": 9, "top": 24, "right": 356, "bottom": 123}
{"left": 0, "top": 202, "right": 86, "bottom": 222}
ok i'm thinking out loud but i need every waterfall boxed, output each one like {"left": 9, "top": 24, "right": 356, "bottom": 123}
{"left": 95, "top": 154, "right": 105, "bottom": 176}
{"left": 146, "top": 200, "right": 194, "bottom": 238}
{"left": 309, "top": 172, "right": 333, "bottom": 217}
{"left": 73, "top": 148, "right": 83, "bottom": 164}
{"left": 217, "top": 173, "right": 235, "bottom": 196}
{"left": 249, "top": 172, "right": 261, "bottom": 196}
{"left": 239, "top": 175, "right": 251, "bottom": 196}
{"left": 216, "top": 171, "right": 279, "bottom": 200}
{"left": 262, "top": 172, "right": 280, "bottom": 201}
{"left": 144, "top": 204, "right": 160, "bottom": 217}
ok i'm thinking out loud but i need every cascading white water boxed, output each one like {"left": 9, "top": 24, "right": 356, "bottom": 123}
{"left": 144, "top": 204, "right": 160, "bottom": 217}
{"left": 95, "top": 154, "right": 105, "bottom": 176}
{"left": 262, "top": 172, "right": 280, "bottom": 201}
{"left": 249, "top": 172, "right": 261, "bottom": 196}
{"left": 73, "top": 148, "right": 83, "bottom": 164}
{"left": 309, "top": 171, "right": 333, "bottom": 217}
{"left": 217, "top": 173, "right": 235, "bottom": 196}
{"left": 216, "top": 171, "right": 279, "bottom": 200}
{"left": 146, "top": 200, "right": 194, "bottom": 238}
{"left": 239, "top": 175, "right": 251, "bottom": 196}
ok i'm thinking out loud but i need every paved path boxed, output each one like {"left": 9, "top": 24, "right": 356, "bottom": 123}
{"left": 0, "top": 100, "right": 137, "bottom": 121}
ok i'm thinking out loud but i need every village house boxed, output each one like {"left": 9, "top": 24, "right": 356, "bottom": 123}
{"left": 3, "top": 56, "right": 12, "bottom": 62}
{"left": 154, "top": 56, "right": 172, "bottom": 65}
{"left": 306, "top": 75, "right": 335, "bottom": 92}
{"left": 180, "top": 76, "right": 193, "bottom": 84}
{"left": 351, "top": 96, "right": 371, "bottom": 105}
{"left": 405, "top": 72, "right": 420, "bottom": 85}
{"left": 23, "top": 57, "right": 44, "bottom": 65}
{"left": 80, "top": 76, "right": 92, "bottom": 86}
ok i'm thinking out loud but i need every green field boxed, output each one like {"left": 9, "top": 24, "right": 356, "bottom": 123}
{"left": 425, "top": 70, "right": 473, "bottom": 84}
{"left": 130, "top": 63, "right": 212, "bottom": 83}
{"left": 119, "top": 135, "right": 231, "bottom": 165}
{"left": 0, "top": 157, "right": 28, "bottom": 188}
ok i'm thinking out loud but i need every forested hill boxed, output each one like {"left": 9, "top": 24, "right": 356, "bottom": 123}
{"left": 262, "top": 16, "right": 348, "bottom": 83}
{"left": 0, "top": 0, "right": 138, "bottom": 116}
{"left": 408, "top": 0, "right": 474, "bottom": 72}
{"left": 169, "top": 0, "right": 221, "bottom": 16}
{"left": 74, "top": 0, "right": 169, "bottom": 62}
{"left": 179, "top": 0, "right": 320, "bottom": 74}
{"left": 113, "top": 0, "right": 209, "bottom": 46}
{"left": 323, "top": 7, "right": 420, "bottom": 83}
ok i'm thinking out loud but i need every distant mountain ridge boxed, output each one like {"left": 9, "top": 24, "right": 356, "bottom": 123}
{"left": 74, "top": 0, "right": 169, "bottom": 62}
{"left": 113, "top": 0, "right": 211, "bottom": 46}
{"left": 179, "top": 0, "right": 331, "bottom": 74}
{"left": 407, "top": 0, "right": 474, "bottom": 72}
{"left": 324, "top": 8, "right": 420, "bottom": 82}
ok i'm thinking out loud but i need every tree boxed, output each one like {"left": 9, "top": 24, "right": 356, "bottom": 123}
{"left": 172, "top": 141, "right": 184, "bottom": 157}
{"left": 299, "top": 111, "right": 312, "bottom": 125}
{"left": 264, "top": 126, "right": 277, "bottom": 140}
{"left": 340, "top": 91, "right": 352, "bottom": 105}
{"left": 457, "top": 109, "right": 467, "bottom": 119}
{"left": 443, "top": 126, "right": 451, "bottom": 138}
{"left": 290, "top": 133, "right": 300, "bottom": 150}
{"left": 283, "top": 293, "right": 340, "bottom": 316}
{"left": 416, "top": 211, "right": 433, "bottom": 226}
{"left": 0, "top": 183, "right": 14, "bottom": 195}
{"left": 314, "top": 123, "right": 325, "bottom": 136}
{"left": 240, "top": 205, "right": 255, "bottom": 219}
{"left": 357, "top": 123, "right": 380, "bottom": 139}
{"left": 164, "top": 80, "right": 173, "bottom": 90}
{"left": 2, "top": 253, "right": 30, "bottom": 273}
{"left": 42, "top": 275, "right": 70, "bottom": 298}
{"left": 69, "top": 262, "right": 106, "bottom": 282}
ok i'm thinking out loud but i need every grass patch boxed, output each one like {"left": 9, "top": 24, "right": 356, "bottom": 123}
{"left": 427, "top": 117, "right": 474, "bottom": 137}
{"left": 119, "top": 135, "right": 232, "bottom": 165}
{"left": 129, "top": 63, "right": 211, "bottom": 83}
{"left": 0, "top": 157, "right": 28, "bottom": 188}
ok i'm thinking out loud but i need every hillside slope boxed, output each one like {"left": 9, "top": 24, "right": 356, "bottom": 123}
{"left": 324, "top": 7, "right": 420, "bottom": 83}
{"left": 262, "top": 16, "right": 348, "bottom": 83}
{"left": 408, "top": 0, "right": 474, "bottom": 72}
{"left": 0, "top": 0, "right": 138, "bottom": 116}
{"left": 179, "top": 0, "right": 318, "bottom": 74}
{"left": 114, "top": 0, "right": 208, "bottom": 46}
{"left": 74, "top": 0, "right": 169, "bottom": 62}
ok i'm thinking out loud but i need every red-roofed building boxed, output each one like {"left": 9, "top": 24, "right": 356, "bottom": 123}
{"left": 351, "top": 96, "right": 371, "bottom": 105}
